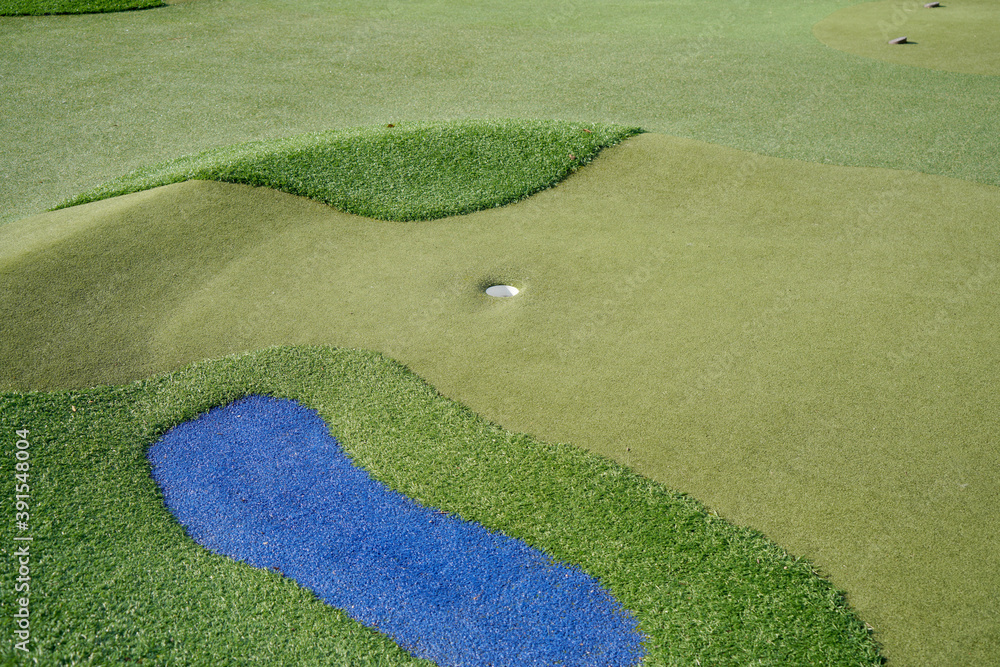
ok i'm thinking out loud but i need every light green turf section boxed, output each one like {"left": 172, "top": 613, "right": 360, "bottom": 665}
{"left": 0, "top": 346, "right": 882, "bottom": 665}
{"left": 814, "top": 0, "right": 1000, "bottom": 75}
{"left": 2, "top": 0, "right": 999, "bottom": 227}
{"left": 2, "top": 133, "right": 999, "bottom": 665}
{"left": 0, "top": 0, "right": 162, "bottom": 15}
{"left": 56, "top": 120, "right": 641, "bottom": 220}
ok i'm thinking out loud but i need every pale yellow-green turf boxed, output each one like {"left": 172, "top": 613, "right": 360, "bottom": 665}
{"left": 814, "top": 0, "right": 1000, "bottom": 75}
{"left": 2, "top": 133, "right": 999, "bottom": 665}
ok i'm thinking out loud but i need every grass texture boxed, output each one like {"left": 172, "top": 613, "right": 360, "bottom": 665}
{"left": 0, "top": 0, "right": 162, "bottom": 15}
{"left": 3, "top": 130, "right": 999, "bottom": 664}
{"left": 2, "top": 0, "right": 998, "bottom": 228}
{"left": 56, "top": 120, "right": 641, "bottom": 221}
{"left": 814, "top": 0, "right": 1000, "bottom": 75}
{"left": 2, "top": 0, "right": 999, "bottom": 663}
{"left": 149, "top": 395, "right": 646, "bottom": 666}
{"left": 0, "top": 346, "right": 882, "bottom": 665}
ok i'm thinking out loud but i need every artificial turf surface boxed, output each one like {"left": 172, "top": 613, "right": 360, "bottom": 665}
{"left": 149, "top": 395, "right": 647, "bottom": 666}
{"left": 4, "top": 127, "right": 999, "bottom": 665}
{"left": 2, "top": 0, "right": 999, "bottom": 228}
{"left": 56, "top": 120, "right": 642, "bottom": 220}
{"left": 814, "top": 0, "right": 1000, "bottom": 75}
{"left": 2, "top": 0, "right": 999, "bottom": 664}
{"left": 0, "top": 347, "right": 881, "bottom": 665}
{"left": 0, "top": 0, "right": 162, "bottom": 15}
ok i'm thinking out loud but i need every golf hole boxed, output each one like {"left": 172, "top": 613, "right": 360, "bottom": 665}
{"left": 486, "top": 285, "right": 519, "bottom": 297}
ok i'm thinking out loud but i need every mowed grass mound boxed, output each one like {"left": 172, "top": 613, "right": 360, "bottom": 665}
{"left": 814, "top": 0, "right": 1000, "bottom": 76}
{"left": 0, "top": 346, "right": 882, "bottom": 665}
{"left": 56, "top": 120, "right": 642, "bottom": 221}
{"left": 0, "top": 0, "right": 162, "bottom": 15}
{"left": 4, "top": 0, "right": 999, "bottom": 227}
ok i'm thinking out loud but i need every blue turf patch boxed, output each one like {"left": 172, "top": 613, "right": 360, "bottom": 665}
{"left": 147, "top": 395, "right": 646, "bottom": 666}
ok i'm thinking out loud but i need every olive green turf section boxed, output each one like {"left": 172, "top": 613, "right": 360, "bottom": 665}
{"left": 0, "top": 346, "right": 882, "bottom": 665}
{"left": 0, "top": 0, "right": 162, "bottom": 15}
{"left": 3, "top": 133, "right": 999, "bottom": 665}
{"left": 56, "top": 120, "right": 641, "bottom": 221}
{"left": 3, "top": 0, "right": 999, "bottom": 228}
{"left": 814, "top": 0, "right": 1000, "bottom": 75}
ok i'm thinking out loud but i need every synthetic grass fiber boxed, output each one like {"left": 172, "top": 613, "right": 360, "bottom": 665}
{"left": 149, "top": 395, "right": 646, "bottom": 666}
{"left": 3, "top": 129, "right": 999, "bottom": 665}
{"left": 0, "top": 0, "right": 162, "bottom": 15}
{"left": 814, "top": 0, "right": 1000, "bottom": 75}
{"left": 3, "top": 0, "right": 998, "bottom": 228}
{"left": 56, "top": 120, "right": 641, "bottom": 221}
{"left": 3, "top": 0, "right": 1000, "bottom": 662}
{"left": 0, "top": 346, "right": 881, "bottom": 665}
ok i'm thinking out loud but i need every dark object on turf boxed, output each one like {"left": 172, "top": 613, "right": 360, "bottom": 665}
{"left": 924, "top": 2, "right": 940, "bottom": 7}
{"left": 889, "top": 36, "right": 909, "bottom": 44}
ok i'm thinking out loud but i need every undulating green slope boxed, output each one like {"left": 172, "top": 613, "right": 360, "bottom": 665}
{"left": 814, "top": 0, "right": 1000, "bottom": 75}
{"left": 0, "top": 346, "right": 882, "bottom": 665}
{"left": 2, "top": 0, "right": 997, "bottom": 227}
{"left": 3, "top": 0, "right": 1000, "bottom": 663}
{"left": 56, "top": 120, "right": 641, "bottom": 221}
{"left": 3, "top": 130, "right": 999, "bottom": 664}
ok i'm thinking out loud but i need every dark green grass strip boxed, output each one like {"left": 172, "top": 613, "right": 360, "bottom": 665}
{"left": 0, "top": 346, "right": 881, "bottom": 665}
{"left": 55, "top": 120, "right": 642, "bottom": 221}
{"left": 0, "top": 0, "right": 162, "bottom": 15}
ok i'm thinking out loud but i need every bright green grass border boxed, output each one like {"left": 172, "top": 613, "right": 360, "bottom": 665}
{"left": 0, "top": 346, "right": 883, "bottom": 665}
{"left": 3, "top": 0, "right": 999, "bottom": 229}
{"left": 0, "top": 0, "right": 163, "bottom": 15}
{"left": 0, "top": 0, "right": 995, "bottom": 660}
{"left": 55, "top": 120, "right": 642, "bottom": 221}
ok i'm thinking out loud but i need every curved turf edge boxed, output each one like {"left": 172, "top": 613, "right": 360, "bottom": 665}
{"left": 0, "top": 345, "right": 882, "bottom": 665}
{"left": 54, "top": 119, "right": 643, "bottom": 221}
{"left": 0, "top": 0, "right": 163, "bottom": 15}
{"left": 813, "top": 0, "right": 1000, "bottom": 76}
{"left": 150, "top": 395, "right": 646, "bottom": 666}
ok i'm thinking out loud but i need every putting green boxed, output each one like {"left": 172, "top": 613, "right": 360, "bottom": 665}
{"left": 4, "top": 0, "right": 999, "bottom": 229}
{"left": 814, "top": 0, "right": 1000, "bottom": 75}
{"left": 54, "top": 119, "right": 641, "bottom": 220}
{"left": 0, "top": 347, "right": 881, "bottom": 665}
{"left": 3, "top": 132, "right": 999, "bottom": 665}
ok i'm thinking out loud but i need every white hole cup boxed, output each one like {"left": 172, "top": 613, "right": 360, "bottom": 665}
{"left": 485, "top": 285, "right": 519, "bottom": 297}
